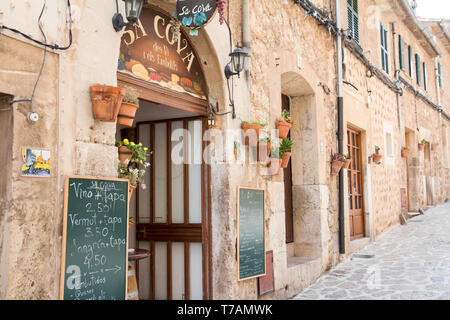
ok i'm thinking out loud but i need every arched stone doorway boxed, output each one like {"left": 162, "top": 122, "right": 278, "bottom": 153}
{"left": 116, "top": 3, "right": 228, "bottom": 300}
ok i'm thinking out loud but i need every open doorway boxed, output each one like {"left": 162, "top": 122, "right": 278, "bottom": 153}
{"left": 117, "top": 98, "right": 210, "bottom": 300}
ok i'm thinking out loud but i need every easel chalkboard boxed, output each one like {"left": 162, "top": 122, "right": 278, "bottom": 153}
{"left": 60, "top": 176, "right": 129, "bottom": 300}
{"left": 237, "top": 187, "right": 266, "bottom": 281}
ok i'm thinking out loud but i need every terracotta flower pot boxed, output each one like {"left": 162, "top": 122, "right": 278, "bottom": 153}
{"left": 331, "top": 160, "right": 345, "bottom": 176}
{"left": 241, "top": 123, "right": 263, "bottom": 146}
{"left": 372, "top": 153, "right": 383, "bottom": 163}
{"left": 281, "top": 152, "right": 291, "bottom": 168}
{"left": 269, "top": 158, "right": 282, "bottom": 175}
{"left": 401, "top": 149, "right": 409, "bottom": 158}
{"left": 117, "top": 102, "right": 140, "bottom": 127}
{"left": 343, "top": 158, "right": 352, "bottom": 169}
{"left": 418, "top": 143, "right": 425, "bottom": 151}
{"left": 90, "top": 84, "right": 125, "bottom": 121}
{"left": 258, "top": 141, "right": 271, "bottom": 162}
{"left": 119, "top": 145, "right": 133, "bottom": 165}
{"left": 276, "top": 120, "right": 292, "bottom": 139}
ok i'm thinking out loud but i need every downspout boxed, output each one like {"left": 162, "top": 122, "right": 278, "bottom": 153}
{"left": 242, "top": 0, "right": 252, "bottom": 77}
{"left": 392, "top": 23, "right": 403, "bottom": 130}
{"left": 336, "top": 0, "right": 345, "bottom": 255}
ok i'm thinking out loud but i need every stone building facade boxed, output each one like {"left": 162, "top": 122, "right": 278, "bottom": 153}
{"left": 0, "top": 0, "right": 448, "bottom": 300}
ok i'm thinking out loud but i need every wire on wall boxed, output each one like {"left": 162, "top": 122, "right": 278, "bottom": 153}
{"left": 1, "top": 0, "right": 73, "bottom": 122}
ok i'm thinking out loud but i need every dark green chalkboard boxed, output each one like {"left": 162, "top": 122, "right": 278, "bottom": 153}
{"left": 237, "top": 187, "right": 266, "bottom": 281}
{"left": 60, "top": 176, "right": 129, "bottom": 300}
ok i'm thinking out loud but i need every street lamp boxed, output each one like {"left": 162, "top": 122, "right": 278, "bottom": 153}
{"left": 112, "top": 0, "right": 148, "bottom": 32}
{"left": 224, "top": 48, "right": 249, "bottom": 79}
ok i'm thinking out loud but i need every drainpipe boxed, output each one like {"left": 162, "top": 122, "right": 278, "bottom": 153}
{"left": 392, "top": 23, "right": 403, "bottom": 130}
{"left": 336, "top": 0, "right": 345, "bottom": 255}
{"left": 242, "top": 0, "right": 252, "bottom": 77}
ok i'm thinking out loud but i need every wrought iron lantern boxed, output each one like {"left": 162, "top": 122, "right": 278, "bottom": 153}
{"left": 112, "top": 0, "right": 148, "bottom": 32}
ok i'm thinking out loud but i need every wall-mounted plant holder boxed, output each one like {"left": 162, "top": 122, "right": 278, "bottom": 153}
{"left": 90, "top": 84, "right": 125, "bottom": 121}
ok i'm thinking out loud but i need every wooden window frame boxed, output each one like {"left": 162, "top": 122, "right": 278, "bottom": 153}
{"left": 398, "top": 35, "right": 405, "bottom": 71}
{"left": 408, "top": 45, "right": 413, "bottom": 78}
{"left": 380, "top": 23, "right": 389, "bottom": 74}
{"left": 423, "top": 61, "right": 428, "bottom": 91}
{"left": 415, "top": 54, "right": 421, "bottom": 86}
{"left": 347, "top": 0, "right": 360, "bottom": 44}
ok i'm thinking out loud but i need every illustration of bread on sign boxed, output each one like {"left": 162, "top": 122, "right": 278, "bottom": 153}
{"left": 132, "top": 63, "right": 150, "bottom": 81}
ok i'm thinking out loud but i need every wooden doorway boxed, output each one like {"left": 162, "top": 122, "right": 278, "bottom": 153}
{"left": 282, "top": 94, "right": 294, "bottom": 244}
{"left": 134, "top": 117, "right": 210, "bottom": 300}
{"left": 347, "top": 127, "right": 365, "bottom": 240}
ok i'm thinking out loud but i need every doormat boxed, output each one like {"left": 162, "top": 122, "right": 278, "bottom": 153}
{"left": 352, "top": 254, "right": 375, "bottom": 259}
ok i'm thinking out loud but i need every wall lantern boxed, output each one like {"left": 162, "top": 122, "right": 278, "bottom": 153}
{"left": 224, "top": 48, "right": 249, "bottom": 79}
{"left": 112, "top": 0, "right": 148, "bottom": 32}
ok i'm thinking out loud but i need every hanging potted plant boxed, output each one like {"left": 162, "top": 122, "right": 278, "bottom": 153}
{"left": 280, "top": 138, "right": 294, "bottom": 168}
{"left": 418, "top": 139, "right": 427, "bottom": 151}
{"left": 276, "top": 110, "right": 294, "bottom": 139}
{"left": 241, "top": 120, "right": 267, "bottom": 146}
{"left": 117, "top": 87, "right": 140, "bottom": 127}
{"left": 331, "top": 153, "right": 346, "bottom": 176}
{"left": 372, "top": 146, "right": 383, "bottom": 164}
{"left": 258, "top": 137, "right": 272, "bottom": 163}
{"left": 343, "top": 154, "right": 352, "bottom": 169}
{"left": 116, "top": 139, "right": 151, "bottom": 200}
{"left": 401, "top": 146, "right": 409, "bottom": 158}
{"left": 268, "top": 146, "right": 283, "bottom": 175}
{"left": 90, "top": 84, "right": 125, "bottom": 121}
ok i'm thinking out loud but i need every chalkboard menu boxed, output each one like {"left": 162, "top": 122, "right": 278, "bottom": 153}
{"left": 60, "top": 176, "right": 129, "bottom": 300}
{"left": 237, "top": 187, "right": 266, "bottom": 281}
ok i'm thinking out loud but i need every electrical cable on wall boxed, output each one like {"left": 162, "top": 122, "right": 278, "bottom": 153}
{"left": 1, "top": 0, "right": 73, "bottom": 123}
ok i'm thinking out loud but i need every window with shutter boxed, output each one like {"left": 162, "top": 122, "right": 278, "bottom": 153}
{"left": 408, "top": 46, "right": 413, "bottom": 77}
{"left": 438, "top": 61, "right": 442, "bottom": 89}
{"left": 415, "top": 54, "right": 421, "bottom": 85}
{"left": 380, "top": 24, "right": 389, "bottom": 74}
{"left": 399, "top": 35, "right": 404, "bottom": 70}
{"left": 423, "top": 62, "right": 427, "bottom": 91}
{"left": 347, "top": 0, "right": 360, "bottom": 44}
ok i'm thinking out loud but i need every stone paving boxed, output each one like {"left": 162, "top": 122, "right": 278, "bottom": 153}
{"left": 292, "top": 202, "right": 450, "bottom": 300}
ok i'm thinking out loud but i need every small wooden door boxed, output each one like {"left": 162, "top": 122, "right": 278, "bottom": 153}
{"left": 282, "top": 95, "right": 294, "bottom": 244}
{"left": 347, "top": 128, "right": 365, "bottom": 240}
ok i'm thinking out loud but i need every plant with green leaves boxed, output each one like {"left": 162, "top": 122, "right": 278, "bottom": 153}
{"left": 375, "top": 145, "right": 381, "bottom": 154}
{"left": 280, "top": 138, "right": 293, "bottom": 154}
{"left": 122, "top": 87, "right": 139, "bottom": 105}
{"left": 117, "top": 139, "right": 151, "bottom": 188}
{"left": 269, "top": 146, "right": 282, "bottom": 159}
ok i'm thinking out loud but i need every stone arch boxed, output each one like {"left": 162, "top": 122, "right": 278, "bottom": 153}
{"left": 277, "top": 50, "right": 330, "bottom": 277}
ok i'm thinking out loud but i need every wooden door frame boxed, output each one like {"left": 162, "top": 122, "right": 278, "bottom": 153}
{"left": 347, "top": 126, "right": 365, "bottom": 241}
{"left": 133, "top": 116, "right": 212, "bottom": 300}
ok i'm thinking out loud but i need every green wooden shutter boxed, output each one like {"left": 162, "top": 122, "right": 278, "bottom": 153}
{"left": 415, "top": 54, "right": 421, "bottom": 85}
{"left": 347, "top": 0, "right": 360, "bottom": 44}
{"left": 438, "top": 61, "right": 442, "bottom": 88}
{"left": 399, "top": 35, "right": 404, "bottom": 70}
{"left": 423, "top": 62, "right": 427, "bottom": 91}
{"left": 380, "top": 24, "right": 389, "bottom": 74}
{"left": 408, "top": 46, "right": 413, "bottom": 77}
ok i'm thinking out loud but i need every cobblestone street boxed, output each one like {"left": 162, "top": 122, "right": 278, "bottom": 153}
{"left": 293, "top": 202, "right": 450, "bottom": 300}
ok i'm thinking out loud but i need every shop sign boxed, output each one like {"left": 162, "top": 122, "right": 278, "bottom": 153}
{"left": 119, "top": 7, "right": 207, "bottom": 101}
{"left": 176, "top": 0, "right": 217, "bottom": 29}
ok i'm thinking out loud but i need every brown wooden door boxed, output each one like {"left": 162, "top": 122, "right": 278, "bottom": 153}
{"left": 282, "top": 94, "right": 294, "bottom": 244}
{"left": 134, "top": 117, "right": 210, "bottom": 300}
{"left": 347, "top": 128, "right": 365, "bottom": 240}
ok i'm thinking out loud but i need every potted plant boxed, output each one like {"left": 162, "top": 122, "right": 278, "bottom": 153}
{"left": 418, "top": 139, "right": 427, "bottom": 151}
{"left": 343, "top": 154, "right": 352, "bottom": 169}
{"left": 280, "top": 138, "right": 294, "bottom": 168}
{"left": 331, "top": 153, "right": 346, "bottom": 176}
{"left": 258, "top": 137, "right": 272, "bottom": 162}
{"left": 241, "top": 120, "right": 267, "bottom": 146}
{"left": 401, "top": 146, "right": 409, "bottom": 158}
{"left": 90, "top": 84, "right": 125, "bottom": 121}
{"left": 268, "top": 146, "right": 283, "bottom": 175}
{"left": 118, "top": 87, "right": 140, "bottom": 127}
{"left": 116, "top": 139, "right": 151, "bottom": 199}
{"left": 372, "top": 146, "right": 382, "bottom": 164}
{"left": 276, "top": 110, "right": 294, "bottom": 139}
